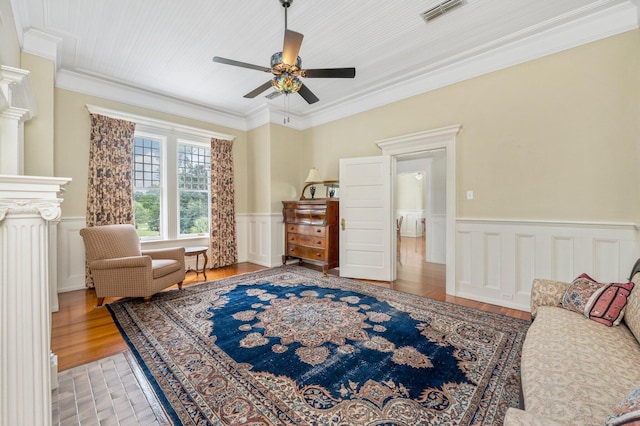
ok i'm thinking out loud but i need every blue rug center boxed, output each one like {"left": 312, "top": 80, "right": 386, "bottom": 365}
{"left": 211, "top": 283, "right": 470, "bottom": 403}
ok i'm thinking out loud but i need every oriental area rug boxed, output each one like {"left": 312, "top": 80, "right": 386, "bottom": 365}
{"left": 107, "top": 266, "right": 530, "bottom": 425}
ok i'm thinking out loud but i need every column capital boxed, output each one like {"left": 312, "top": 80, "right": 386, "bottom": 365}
{"left": 0, "top": 198, "right": 63, "bottom": 222}
{"left": 0, "top": 175, "right": 71, "bottom": 223}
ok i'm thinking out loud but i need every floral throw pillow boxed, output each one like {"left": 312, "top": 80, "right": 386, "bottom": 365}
{"left": 561, "top": 273, "right": 635, "bottom": 327}
{"left": 606, "top": 384, "right": 640, "bottom": 425}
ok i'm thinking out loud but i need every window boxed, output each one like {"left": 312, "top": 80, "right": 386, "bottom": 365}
{"left": 133, "top": 137, "right": 162, "bottom": 239}
{"left": 178, "top": 144, "right": 210, "bottom": 236}
{"left": 86, "top": 104, "right": 233, "bottom": 243}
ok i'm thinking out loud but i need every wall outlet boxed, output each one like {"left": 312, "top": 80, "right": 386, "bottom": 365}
{"left": 501, "top": 293, "right": 513, "bottom": 300}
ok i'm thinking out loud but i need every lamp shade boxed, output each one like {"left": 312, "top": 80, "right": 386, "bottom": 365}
{"left": 305, "top": 167, "right": 322, "bottom": 183}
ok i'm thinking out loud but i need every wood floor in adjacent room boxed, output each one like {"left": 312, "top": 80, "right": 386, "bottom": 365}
{"left": 51, "top": 237, "right": 531, "bottom": 372}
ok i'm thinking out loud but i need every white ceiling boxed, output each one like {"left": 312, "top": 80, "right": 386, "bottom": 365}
{"left": 9, "top": 0, "right": 640, "bottom": 130}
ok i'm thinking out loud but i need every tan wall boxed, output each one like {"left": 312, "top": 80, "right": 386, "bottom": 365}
{"left": 52, "top": 88, "right": 249, "bottom": 217}
{"left": 303, "top": 30, "right": 640, "bottom": 223}
{"left": 270, "top": 124, "right": 304, "bottom": 210}
{"left": 22, "top": 53, "right": 55, "bottom": 176}
{"left": 0, "top": 0, "right": 20, "bottom": 67}
{"left": 246, "top": 124, "right": 271, "bottom": 213}
{"left": 397, "top": 174, "right": 424, "bottom": 211}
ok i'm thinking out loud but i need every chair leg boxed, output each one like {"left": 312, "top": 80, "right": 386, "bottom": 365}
{"left": 143, "top": 297, "right": 151, "bottom": 305}
{"left": 178, "top": 281, "right": 183, "bottom": 290}
{"left": 96, "top": 297, "right": 105, "bottom": 307}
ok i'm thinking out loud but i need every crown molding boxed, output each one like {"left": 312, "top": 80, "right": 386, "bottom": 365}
{"left": 22, "top": 29, "right": 62, "bottom": 68}
{"left": 56, "top": 69, "right": 249, "bottom": 131}
{"left": 33, "top": 0, "right": 638, "bottom": 133}
{"left": 305, "top": 1, "right": 639, "bottom": 129}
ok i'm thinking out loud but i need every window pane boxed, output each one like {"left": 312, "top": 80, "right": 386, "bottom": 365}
{"left": 180, "top": 191, "right": 209, "bottom": 235}
{"left": 178, "top": 142, "right": 210, "bottom": 236}
{"left": 134, "top": 137, "right": 162, "bottom": 238}
{"left": 134, "top": 189, "right": 161, "bottom": 237}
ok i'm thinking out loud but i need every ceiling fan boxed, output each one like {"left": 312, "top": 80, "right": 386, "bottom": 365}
{"left": 212, "top": 0, "right": 356, "bottom": 105}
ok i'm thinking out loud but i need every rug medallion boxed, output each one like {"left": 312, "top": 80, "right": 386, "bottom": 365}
{"left": 108, "top": 266, "right": 529, "bottom": 425}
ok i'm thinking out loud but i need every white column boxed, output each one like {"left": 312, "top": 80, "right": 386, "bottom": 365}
{"left": 0, "top": 175, "right": 71, "bottom": 426}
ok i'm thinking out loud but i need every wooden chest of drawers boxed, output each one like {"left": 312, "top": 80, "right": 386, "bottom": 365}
{"left": 282, "top": 199, "right": 339, "bottom": 275}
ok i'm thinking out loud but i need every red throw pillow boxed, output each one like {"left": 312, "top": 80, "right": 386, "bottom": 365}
{"left": 562, "top": 273, "right": 635, "bottom": 327}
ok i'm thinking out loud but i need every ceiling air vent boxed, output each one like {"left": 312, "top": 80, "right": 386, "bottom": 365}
{"left": 421, "top": 0, "right": 465, "bottom": 22}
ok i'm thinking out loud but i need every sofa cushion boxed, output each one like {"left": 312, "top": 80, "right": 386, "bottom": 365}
{"left": 625, "top": 273, "right": 640, "bottom": 343}
{"left": 521, "top": 306, "right": 640, "bottom": 425}
{"left": 561, "top": 274, "right": 634, "bottom": 326}
{"left": 606, "top": 383, "right": 640, "bottom": 426}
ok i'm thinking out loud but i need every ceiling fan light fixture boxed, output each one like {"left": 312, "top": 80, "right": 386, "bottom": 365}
{"left": 211, "top": 0, "right": 354, "bottom": 105}
{"left": 272, "top": 73, "right": 302, "bottom": 94}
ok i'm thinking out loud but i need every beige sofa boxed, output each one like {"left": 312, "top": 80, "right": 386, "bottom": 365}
{"left": 504, "top": 270, "right": 640, "bottom": 425}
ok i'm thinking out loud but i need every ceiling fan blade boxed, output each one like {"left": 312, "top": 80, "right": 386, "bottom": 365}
{"left": 282, "top": 30, "right": 304, "bottom": 65}
{"left": 212, "top": 56, "right": 271, "bottom": 73}
{"left": 243, "top": 81, "right": 274, "bottom": 98}
{"left": 302, "top": 68, "right": 356, "bottom": 78}
{"left": 298, "top": 84, "right": 319, "bottom": 104}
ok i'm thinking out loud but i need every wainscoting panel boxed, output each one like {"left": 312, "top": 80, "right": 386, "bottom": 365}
{"left": 551, "top": 236, "right": 575, "bottom": 282}
{"left": 456, "top": 231, "right": 472, "bottom": 288}
{"left": 57, "top": 218, "right": 87, "bottom": 293}
{"left": 456, "top": 219, "right": 640, "bottom": 312}
{"left": 483, "top": 233, "right": 501, "bottom": 291}
{"left": 245, "top": 213, "right": 283, "bottom": 268}
{"left": 514, "top": 234, "right": 536, "bottom": 299}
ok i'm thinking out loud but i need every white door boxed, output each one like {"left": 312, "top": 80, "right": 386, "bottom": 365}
{"left": 339, "top": 155, "right": 393, "bottom": 281}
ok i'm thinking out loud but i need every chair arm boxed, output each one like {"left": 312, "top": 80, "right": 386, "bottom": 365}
{"left": 530, "top": 278, "right": 571, "bottom": 318}
{"left": 142, "top": 247, "right": 185, "bottom": 263}
{"left": 504, "top": 408, "right": 564, "bottom": 426}
{"left": 89, "top": 256, "right": 151, "bottom": 270}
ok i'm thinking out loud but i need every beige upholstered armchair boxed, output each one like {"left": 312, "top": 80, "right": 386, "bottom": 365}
{"left": 80, "top": 224, "right": 185, "bottom": 306}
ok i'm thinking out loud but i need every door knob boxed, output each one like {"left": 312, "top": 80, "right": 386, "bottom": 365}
{"left": 341, "top": 218, "right": 345, "bottom": 230}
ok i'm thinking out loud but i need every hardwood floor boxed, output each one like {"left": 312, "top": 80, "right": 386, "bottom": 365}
{"left": 52, "top": 238, "right": 530, "bottom": 371}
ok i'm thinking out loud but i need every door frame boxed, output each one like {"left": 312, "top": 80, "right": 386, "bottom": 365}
{"left": 377, "top": 124, "right": 461, "bottom": 295}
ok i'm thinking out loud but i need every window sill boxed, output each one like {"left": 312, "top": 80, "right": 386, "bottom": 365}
{"left": 141, "top": 235, "right": 209, "bottom": 249}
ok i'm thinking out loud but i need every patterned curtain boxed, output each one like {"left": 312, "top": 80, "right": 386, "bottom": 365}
{"left": 210, "top": 138, "right": 238, "bottom": 268}
{"left": 85, "top": 113, "right": 136, "bottom": 286}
